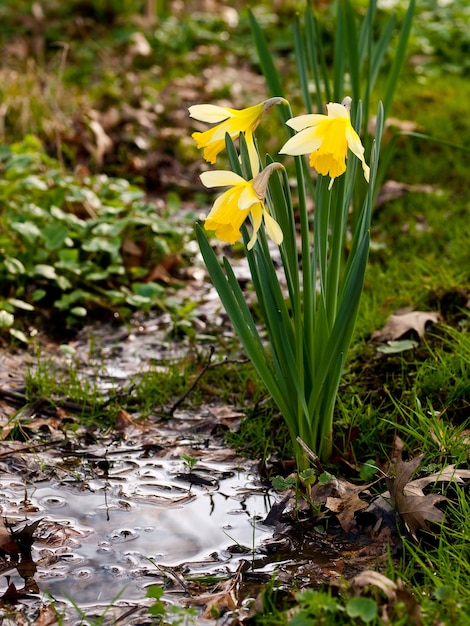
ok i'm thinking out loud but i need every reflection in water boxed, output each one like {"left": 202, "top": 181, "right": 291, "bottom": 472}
{"left": 0, "top": 448, "right": 275, "bottom": 605}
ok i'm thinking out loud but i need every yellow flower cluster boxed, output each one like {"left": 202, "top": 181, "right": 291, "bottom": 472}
{"left": 190, "top": 97, "right": 369, "bottom": 246}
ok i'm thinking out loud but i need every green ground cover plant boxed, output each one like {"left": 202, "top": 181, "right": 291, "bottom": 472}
{"left": 0, "top": 135, "right": 183, "bottom": 342}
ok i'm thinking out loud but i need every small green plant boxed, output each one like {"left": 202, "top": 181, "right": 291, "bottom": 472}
{"left": 0, "top": 135, "right": 182, "bottom": 340}
{"left": 181, "top": 453, "right": 198, "bottom": 473}
{"left": 146, "top": 585, "right": 198, "bottom": 624}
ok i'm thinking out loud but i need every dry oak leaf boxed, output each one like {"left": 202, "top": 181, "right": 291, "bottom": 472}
{"left": 320, "top": 478, "right": 372, "bottom": 532}
{"left": 351, "top": 570, "right": 397, "bottom": 602}
{"left": 385, "top": 454, "right": 446, "bottom": 540}
{"left": 325, "top": 491, "right": 370, "bottom": 532}
{"left": 371, "top": 309, "right": 440, "bottom": 343}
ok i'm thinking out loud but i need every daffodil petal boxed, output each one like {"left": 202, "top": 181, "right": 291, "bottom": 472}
{"left": 286, "top": 113, "right": 327, "bottom": 131}
{"left": 345, "top": 125, "right": 370, "bottom": 182}
{"left": 279, "top": 127, "right": 323, "bottom": 155}
{"left": 247, "top": 203, "right": 263, "bottom": 250}
{"left": 239, "top": 184, "right": 260, "bottom": 210}
{"left": 325, "top": 102, "right": 350, "bottom": 119}
{"left": 246, "top": 133, "right": 260, "bottom": 176}
{"left": 263, "top": 210, "right": 283, "bottom": 246}
{"left": 200, "top": 170, "right": 246, "bottom": 189}
{"left": 189, "top": 104, "right": 232, "bottom": 123}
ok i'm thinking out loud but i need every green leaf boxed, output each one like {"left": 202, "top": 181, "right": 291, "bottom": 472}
{"left": 0, "top": 311, "right": 14, "bottom": 328}
{"left": 70, "top": 306, "right": 87, "bottom": 317}
{"left": 18, "top": 175, "right": 49, "bottom": 191}
{"left": 376, "top": 339, "right": 419, "bottom": 354}
{"left": 32, "top": 289, "right": 47, "bottom": 302}
{"left": 132, "top": 282, "right": 164, "bottom": 299}
{"left": 34, "top": 264, "right": 58, "bottom": 279}
{"left": 4, "top": 256, "right": 25, "bottom": 275}
{"left": 346, "top": 597, "right": 378, "bottom": 622}
{"left": 360, "top": 460, "right": 379, "bottom": 481}
{"left": 249, "top": 9, "right": 287, "bottom": 122}
{"left": 53, "top": 290, "right": 86, "bottom": 311}
{"left": 82, "top": 237, "right": 121, "bottom": 254}
{"left": 43, "top": 224, "right": 70, "bottom": 250}
{"left": 92, "top": 221, "right": 127, "bottom": 237}
{"left": 383, "top": 0, "right": 415, "bottom": 118}
{"left": 8, "top": 298, "right": 34, "bottom": 311}
{"left": 10, "top": 221, "right": 42, "bottom": 242}
{"left": 272, "top": 475, "right": 297, "bottom": 491}
{"left": 9, "top": 328, "right": 29, "bottom": 343}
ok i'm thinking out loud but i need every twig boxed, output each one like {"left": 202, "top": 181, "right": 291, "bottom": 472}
{"left": 167, "top": 347, "right": 249, "bottom": 415}
{"left": 167, "top": 345, "right": 215, "bottom": 415}
{"left": 296, "top": 436, "right": 324, "bottom": 473}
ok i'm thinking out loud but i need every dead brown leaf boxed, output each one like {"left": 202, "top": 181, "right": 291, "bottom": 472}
{"left": 375, "top": 180, "right": 437, "bottom": 208}
{"left": 351, "top": 570, "right": 397, "bottom": 602}
{"left": 407, "top": 465, "right": 470, "bottom": 493}
{"left": 182, "top": 561, "right": 243, "bottom": 618}
{"left": 86, "top": 113, "right": 113, "bottom": 166}
{"left": 370, "top": 309, "right": 441, "bottom": 343}
{"left": 386, "top": 454, "right": 446, "bottom": 539}
{"left": 368, "top": 115, "right": 419, "bottom": 136}
{"left": 0, "top": 518, "right": 19, "bottom": 556}
{"left": 350, "top": 571, "right": 423, "bottom": 626}
{"left": 316, "top": 478, "right": 372, "bottom": 532}
{"left": 32, "top": 604, "right": 58, "bottom": 626}
{"left": 325, "top": 492, "right": 369, "bottom": 532}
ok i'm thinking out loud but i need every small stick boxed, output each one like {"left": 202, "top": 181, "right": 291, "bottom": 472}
{"left": 167, "top": 347, "right": 249, "bottom": 415}
{"left": 168, "top": 345, "right": 215, "bottom": 415}
{"left": 296, "top": 436, "right": 324, "bottom": 473}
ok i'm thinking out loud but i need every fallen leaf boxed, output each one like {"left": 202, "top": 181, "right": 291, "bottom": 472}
{"left": 351, "top": 570, "right": 397, "bottom": 602}
{"left": 182, "top": 562, "right": 243, "bottom": 618}
{"left": 370, "top": 309, "right": 440, "bottom": 343}
{"left": 385, "top": 454, "right": 446, "bottom": 539}
{"left": 0, "top": 519, "right": 19, "bottom": 556}
{"left": 407, "top": 465, "right": 470, "bottom": 493}
{"left": 315, "top": 478, "right": 372, "bottom": 532}
{"left": 368, "top": 116, "right": 419, "bottom": 136}
{"left": 325, "top": 492, "right": 369, "bottom": 532}
{"left": 375, "top": 180, "right": 437, "bottom": 208}
{"left": 32, "top": 604, "right": 58, "bottom": 626}
{"left": 86, "top": 113, "right": 113, "bottom": 166}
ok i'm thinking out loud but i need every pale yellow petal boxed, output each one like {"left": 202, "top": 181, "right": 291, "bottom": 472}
{"left": 263, "top": 210, "right": 283, "bottom": 246}
{"left": 239, "top": 183, "right": 260, "bottom": 210}
{"left": 189, "top": 104, "right": 232, "bottom": 123}
{"left": 280, "top": 127, "right": 323, "bottom": 156}
{"left": 247, "top": 203, "right": 263, "bottom": 250}
{"left": 200, "top": 170, "right": 245, "bottom": 189}
{"left": 345, "top": 125, "right": 370, "bottom": 182}
{"left": 246, "top": 133, "right": 260, "bottom": 176}
{"left": 286, "top": 113, "right": 327, "bottom": 131}
{"left": 325, "top": 102, "right": 350, "bottom": 119}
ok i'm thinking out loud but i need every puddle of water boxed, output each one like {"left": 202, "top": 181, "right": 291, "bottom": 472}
{"left": 0, "top": 445, "right": 276, "bottom": 607}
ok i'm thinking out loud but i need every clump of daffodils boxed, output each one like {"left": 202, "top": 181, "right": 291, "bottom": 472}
{"left": 190, "top": 95, "right": 377, "bottom": 467}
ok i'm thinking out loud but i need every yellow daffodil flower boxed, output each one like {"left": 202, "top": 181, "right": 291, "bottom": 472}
{"left": 189, "top": 98, "right": 286, "bottom": 175}
{"left": 280, "top": 99, "right": 370, "bottom": 189}
{"left": 200, "top": 163, "right": 284, "bottom": 250}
